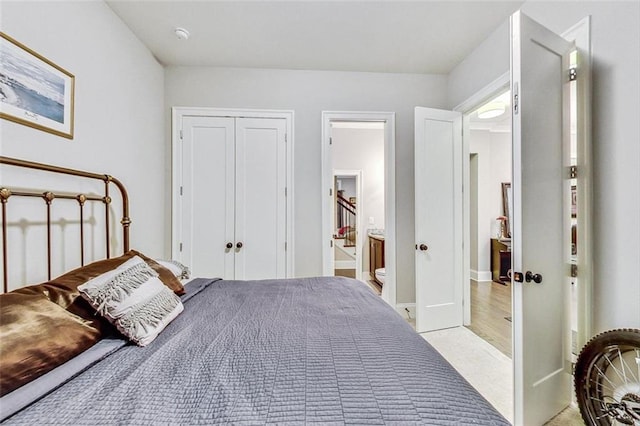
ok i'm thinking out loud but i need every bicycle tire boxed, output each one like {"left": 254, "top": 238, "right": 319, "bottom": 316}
{"left": 574, "top": 328, "right": 640, "bottom": 425}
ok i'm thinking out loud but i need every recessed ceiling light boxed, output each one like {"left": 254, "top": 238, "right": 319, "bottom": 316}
{"left": 174, "top": 27, "right": 190, "bottom": 40}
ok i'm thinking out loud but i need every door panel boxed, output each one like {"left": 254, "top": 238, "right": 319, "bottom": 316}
{"left": 414, "top": 107, "right": 463, "bottom": 333}
{"left": 181, "top": 116, "right": 235, "bottom": 279}
{"left": 235, "top": 118, "right": 287, "bottom": 280}
{"left": 511, "top": 11, "right": 573, "bottom": 425}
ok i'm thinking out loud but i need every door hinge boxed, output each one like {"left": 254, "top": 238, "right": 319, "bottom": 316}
{"left": 569, "top": 67, "right": 577, "bottom": 81}
{"left": 180, "top": 186, "right": 183, "bottom": 196}
{"left": 284, "top": 187, "right": 287, "bottom": 196}
{"left": 329, "top": 188, "right": 333, "bottom": 196}
{"left": 285, "top": 133, "right": 288, "bottom": 143}
{"left": 179, "top": 129, "right": 183, "bottom": 140}
{"left": 285, "top": 242, "right": 287, "bottom": 251}
{"left": 179, "top": 243, "right": 183, "bottom": 252}
{"left": 329, "top": 137, "right": 333, "bottom": 145}
{"left": 513, "top": 83, "right": 519, "bottom": 115}
{"left": 570, "top": 165, "right": 578, "bottom": 179}
{"left": 330, "top": 239, "right": 333, "bottom": 248}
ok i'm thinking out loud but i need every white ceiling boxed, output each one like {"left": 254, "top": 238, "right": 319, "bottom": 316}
{"left": 106, "top": 1, "right": 523, "bottom": 74}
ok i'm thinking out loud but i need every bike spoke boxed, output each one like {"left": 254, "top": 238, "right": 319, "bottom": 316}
{"left": 590, "top": 374, "right": 617, "bottom": 394}
{"left": 596, "top": 363, "right": 620, "bottom": 390}
{"left": 605, "top": 349, "right": 627, "bottom": 383}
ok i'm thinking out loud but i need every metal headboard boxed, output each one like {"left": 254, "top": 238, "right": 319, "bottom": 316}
{"left": 0, "top": 156, "right": 130, "bottom": 292}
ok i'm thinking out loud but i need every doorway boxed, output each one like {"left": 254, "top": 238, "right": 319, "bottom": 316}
{"left": 466, "top": 89, "right": 513, "bottom": 358}
{"left": 417, "top": 13, "right": 592, "bottom": 425}
{"left": 333, "top": 171, "right": 361, "bottom": 280}
{"left": 321, "top": 111, "right": 396, "bottom": 306}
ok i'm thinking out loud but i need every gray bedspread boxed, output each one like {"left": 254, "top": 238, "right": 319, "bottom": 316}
{"left": 5, "top": 277, "right": 509, "bottom": 425}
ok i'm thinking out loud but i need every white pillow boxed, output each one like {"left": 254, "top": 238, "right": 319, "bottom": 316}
{"left": 78, "top": 256, "right": 184, "bottom": 346}
{"left": 156, "top": 259, "right": 190, "bottom": 280}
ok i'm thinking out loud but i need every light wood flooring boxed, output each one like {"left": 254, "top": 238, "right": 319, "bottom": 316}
{"left": 467, "top": 279, "right": 512, "bottom": 358}
{"left": 334, "top": 268, "right": 355, "bottom": 278}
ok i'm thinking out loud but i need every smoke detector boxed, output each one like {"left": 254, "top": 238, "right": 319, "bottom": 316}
{"left": 174, "top": 27, "right": 190, "bottom": 40}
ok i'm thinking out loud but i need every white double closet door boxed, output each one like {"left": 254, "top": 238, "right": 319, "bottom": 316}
{"left": 178, "top": 115, "right": 288, "bottom": 280}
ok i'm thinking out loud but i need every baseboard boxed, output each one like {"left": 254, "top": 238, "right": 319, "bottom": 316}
{"left": 396, "top": 303, "right": 416, "bottom": 320}
{"left": 471, "top": 269, "right": 492, "bottom": 282}
{"left": 335, "top": 260, "right": 356, "bottom": 269}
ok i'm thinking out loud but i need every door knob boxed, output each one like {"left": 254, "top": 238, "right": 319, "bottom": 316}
{"left": 226, "top": 242, "right": 233, "bottom": 249}
{"left": 525, "top": 271, "right": 543, "bottom": 284}
{"left": 236, "top": 242, "right": 243, "bottom": 249}
{"left": 418, "top": 244, "right": 428, "bottom": 251}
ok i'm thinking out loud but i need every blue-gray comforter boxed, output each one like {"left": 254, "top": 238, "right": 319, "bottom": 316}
{"left": 5, "top": 277, "right": 509, "bottom": 425}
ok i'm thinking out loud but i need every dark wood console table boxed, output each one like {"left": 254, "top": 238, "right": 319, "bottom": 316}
{"left": 369, "top": 235, "right": 385, "bottom": 286}
{"left": 491, "top": 238, "right": 511, "bottom": 285}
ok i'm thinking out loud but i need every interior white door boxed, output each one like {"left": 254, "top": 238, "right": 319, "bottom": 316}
{"left": 180, "top": 116, "right": 235, "bottom": 279}
{"left": 414, "top": 107, "right": 463, "bottom": 333}
{"left": 511, "top": 11, "right": 573, "bottom": 425}
{"left": 234, "top": 118, "right": 287, "bottom": 280}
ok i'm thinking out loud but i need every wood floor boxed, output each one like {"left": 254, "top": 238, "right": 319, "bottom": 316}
{"left": 467, "top": 280, "right": 512, "bottom": 358}
{"left": 334, "top": 268, "right": 355, "bottom": 278}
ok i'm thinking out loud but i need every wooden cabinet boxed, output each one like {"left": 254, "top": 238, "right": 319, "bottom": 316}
{"left": 369, "top": 235, "right": 385, "bottom": 285}
{"left": 491, "top": 238, "right": 511, "bottom": 285}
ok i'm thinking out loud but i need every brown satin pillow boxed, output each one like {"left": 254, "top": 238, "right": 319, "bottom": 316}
{"left": 20, "top": 250, "right": 185, "bottom": 304}
{"left": 0, "top": 251, "right": 184, "bottom": 396}
{"left": 0, "top": 292, "right": 102, "bottom": 396}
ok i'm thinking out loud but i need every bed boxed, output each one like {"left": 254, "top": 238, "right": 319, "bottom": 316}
{"left": 0, "top": 157, "right": 509, "bottom": 425}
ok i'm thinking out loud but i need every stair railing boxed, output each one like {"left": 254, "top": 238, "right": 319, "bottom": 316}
{"left": 336, "top": 194, "right": 356, "bottom": 247}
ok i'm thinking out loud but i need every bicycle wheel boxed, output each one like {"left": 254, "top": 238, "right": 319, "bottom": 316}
{"left": 575, "top": 329, "right": 640, "bottom": 425}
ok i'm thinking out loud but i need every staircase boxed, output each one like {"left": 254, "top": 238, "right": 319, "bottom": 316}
{"left": 336, "top": 194, "right": 356, "bottom": 247}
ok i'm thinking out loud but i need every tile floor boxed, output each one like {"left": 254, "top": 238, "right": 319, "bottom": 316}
{"left": 419, "top": 327, "right": 584, "bottom": 425}
{"left": 421, "top": 327, "right": 514, "bottom": 422}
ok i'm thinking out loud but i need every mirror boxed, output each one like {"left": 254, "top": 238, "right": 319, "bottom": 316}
{"left": 501, "top": 182, "right": 512, "bottom": 239}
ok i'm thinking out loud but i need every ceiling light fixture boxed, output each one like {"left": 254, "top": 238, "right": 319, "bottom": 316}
{"left": 477, "top": 101, "right": 506, "bottom": 119}
{"left": 174, "top": 27, "right": 190, "bottom": 40}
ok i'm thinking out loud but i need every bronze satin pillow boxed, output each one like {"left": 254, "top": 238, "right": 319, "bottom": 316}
{"left": 0, "top": 250, "right": 184, "bottom": 396}
{"left": 18, "top": 250, "right": 185, "bottom": 304}
{"left": 0, "top": 292, "right": 102, "bottom": 396}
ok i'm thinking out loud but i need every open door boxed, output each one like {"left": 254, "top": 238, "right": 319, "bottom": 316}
{"left": 511, "top": 11, "right": 574, "bottom": 425}
{"left": 414, "top": 107, "right": 463, "bottom": 333}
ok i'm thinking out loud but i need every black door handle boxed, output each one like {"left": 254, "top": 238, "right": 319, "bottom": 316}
{"left": 525, "top": 271, "right": 543, "bottom": 284}
{"left": 236, "top": 242, "right": 243, "bottom": 249}
{"left": 226, "top": 242, "right": 233, "bottom": 249}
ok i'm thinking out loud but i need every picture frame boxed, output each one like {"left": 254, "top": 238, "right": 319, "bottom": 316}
{"left": 0, "top": 32, "right": 75, "bottom": 139}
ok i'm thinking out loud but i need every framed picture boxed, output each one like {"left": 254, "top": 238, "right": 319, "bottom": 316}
{"left": 0, "top": 32, "right": 75, "bottom": 139}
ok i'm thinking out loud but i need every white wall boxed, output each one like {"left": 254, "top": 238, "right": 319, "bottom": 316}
{"left": 332, "top": 127, "right": 385, "bottom": 275}
{"left": 0, "top": 1, "right": 165, "bottom": 287}
{"left": 165, "top": 67, "right": 448, "bottom": 303}
{"left": 449, "top": 1, "right": 640, "bottom": 331}
{"left": 336, "top": 176, "right": 356, "bottom": 201}
{"left": 469, "top": 129, "right": 512, "bottom": 280}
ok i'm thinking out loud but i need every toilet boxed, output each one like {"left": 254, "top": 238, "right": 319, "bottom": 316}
{"left": 374, "top": 268, "right": 386, "bottom": 285}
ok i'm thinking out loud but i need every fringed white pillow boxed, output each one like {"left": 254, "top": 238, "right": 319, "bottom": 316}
{"left": 78, "top": 256, "right": 184, "bottom": 346}
{"left": 156, "top": 260, "right": 190, "bottom": 280}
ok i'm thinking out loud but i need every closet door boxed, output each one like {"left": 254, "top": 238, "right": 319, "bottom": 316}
{"left": 181, "top": 116, "right": 235, "bottom": 279}
{"left": 235, "top": 118, "right": 287, "bottom": 280}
